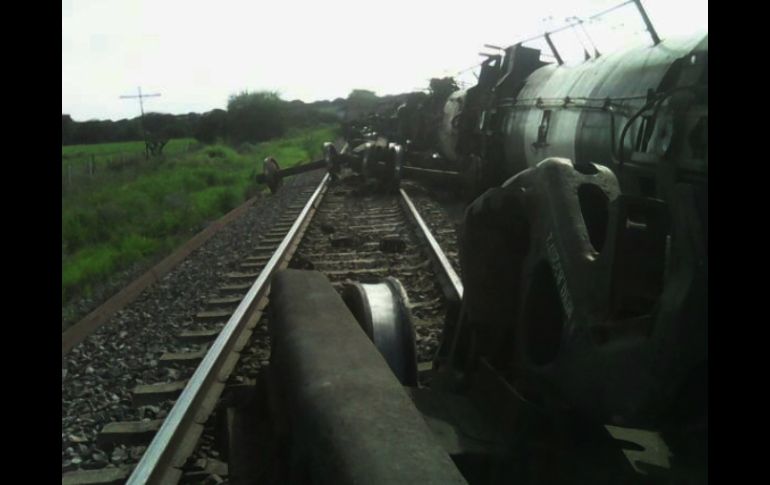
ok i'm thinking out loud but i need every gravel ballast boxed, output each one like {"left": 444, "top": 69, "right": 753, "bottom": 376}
{"left": 62, "top": 170, "right": 466, "bottom": 478}
{"left": 62, "top": 170, "right": 323, "bottom": 474}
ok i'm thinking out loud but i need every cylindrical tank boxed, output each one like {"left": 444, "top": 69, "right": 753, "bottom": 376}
{"left": 498, "top": 33, "right": 708, "bottom": 189}
{"left": 437, "top": 89, "right": 467, "bottom": 163}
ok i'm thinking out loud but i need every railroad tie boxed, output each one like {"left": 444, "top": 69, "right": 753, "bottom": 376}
{"left": 239, "top": 261, "right": 266, "bottom": 269}
{"left": 97, "top": 419, "right": 165, "bottom": 447}
{"left": 132, "top": 380, "right": 188, "bottom": 406}
{"left": 224, "top": 271, "right": 261, "bottom": 282}
{"left": 62, "top": 466, "right": 133, "bottom": 485}
{"left": 195, "top": 309, "right": 233, "bottom": 322}
{"left": 219, "top": 282, "right": 253, "bottom": 294}
{"left": 258, "top": 236, "right": 285, "bottom": 246}
{"left": 177, "top": 327, "right": 222, "bottom": 344}
{"left": 243, "top": 253, "right": 273, "bottom": 263}
{"left": 159, "top": 348, "right": 207, "bottom": 367}
{"left": 204, "top": 295, "right": 243, "bottom": 308}
{"left": 264, "top": 231, "right": 289, "bottom": 239}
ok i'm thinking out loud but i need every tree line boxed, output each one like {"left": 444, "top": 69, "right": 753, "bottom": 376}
{"left": 62, "top": 89, "right": 417, "bottom": 147}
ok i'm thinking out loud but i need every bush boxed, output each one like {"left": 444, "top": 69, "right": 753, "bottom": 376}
{"left": 197, "top": 145, "right": 240, "bottom": 165}
{"left": 237, "top": 142, "right": 258, "bottom": 154}
{"left": 194, "top": 109, "right": 227, "bottom": 144}
{"left": 227, "top": 91, "right": 286, "bottom": 144}
{"left": 216, "top": 189, "right": 238, "bottom": 213}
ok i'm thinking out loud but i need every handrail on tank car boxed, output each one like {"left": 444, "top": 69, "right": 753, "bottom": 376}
{"left": 513, "top": 0, "right": 657, "bottom": 49}
{"left": 457, "top": 0, "right": 659, "bottom": 78}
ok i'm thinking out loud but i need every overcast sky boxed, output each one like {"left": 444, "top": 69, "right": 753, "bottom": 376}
{"left": 62, "top": 0, "right": 707, "bottom": 121}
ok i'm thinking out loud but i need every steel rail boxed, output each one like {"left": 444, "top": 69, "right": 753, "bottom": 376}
{"left": 127, "top": 173, "right": 331, "bottom": 484}
{"left": 401, "top": 166, "right": 461, "bottom": 178}
{"left": 399, "top": 188, "right": 463, "bottom": 302}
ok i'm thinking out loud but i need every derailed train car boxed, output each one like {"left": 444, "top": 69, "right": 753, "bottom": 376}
{"left": 396, "top": 27, "right": 707, "bottom": 202}
{"left": 253, "top": 1, "right": 707, "bottom": 483}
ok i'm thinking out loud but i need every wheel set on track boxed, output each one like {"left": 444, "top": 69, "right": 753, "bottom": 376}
{"left": 342, "top": 278, "right": 418, "bottom": 386}
{"left": 261, "top": 140, "right": 405, "bottom": 194}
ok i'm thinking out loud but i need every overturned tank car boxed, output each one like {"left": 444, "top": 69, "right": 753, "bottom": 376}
{"left": 251, "top": 1, "right": 707, "bottom": 483}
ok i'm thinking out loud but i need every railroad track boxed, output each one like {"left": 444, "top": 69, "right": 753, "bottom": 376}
{"left": 63, "top": 168, "right": 463, "bottom": 485}
{"left": 291, "top": 178, "right": 462, "bottom": 363}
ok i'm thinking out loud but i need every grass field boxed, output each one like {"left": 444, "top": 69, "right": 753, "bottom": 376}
{"left": 62, "top": 125, "right": 337, "bottom": 305}
{"left": 62, "top": 138, "right": 198, "bottom": 167}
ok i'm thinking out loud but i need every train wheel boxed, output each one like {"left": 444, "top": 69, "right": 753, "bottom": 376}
{"left": 342, "top": 278, "right": 418, "bottom": 386}
{"left": 263, "top": 157, "right": 283, "bottom": 194}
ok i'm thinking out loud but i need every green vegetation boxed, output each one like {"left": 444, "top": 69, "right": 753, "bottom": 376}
{"left": 227, "top": 91, "right": 286, "bottom": 144}
{"left": 62, "top": 125, "right": 336, "bottom": 303}
{"left": 62, "top": 138, "right": 197, "bottom": 167}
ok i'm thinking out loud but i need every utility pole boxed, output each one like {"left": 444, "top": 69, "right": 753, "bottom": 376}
{"left": 120, "top": 86, "right": 161, "bottom": 159}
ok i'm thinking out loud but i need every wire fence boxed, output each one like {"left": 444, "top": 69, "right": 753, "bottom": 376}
{"left": 62, "top": 141, "right": 199, "bottom": 193}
